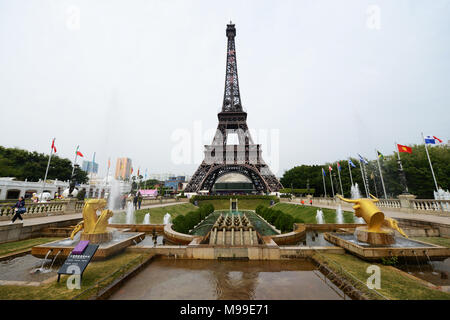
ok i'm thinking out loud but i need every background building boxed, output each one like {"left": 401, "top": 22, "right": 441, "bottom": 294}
{"left": 115, "top": 158, "right": 132, "bottom": 180}
{"left": 81, "top": 160, "right": 99, "bottom": 174}
{"left": 164, "top": 176, "right": 185, "bottom": 192}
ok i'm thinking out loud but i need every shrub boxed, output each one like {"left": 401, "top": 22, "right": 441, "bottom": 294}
{"left": 189, "top": 195, "right": 280, "bottom": 203}
{"left": 172, "top": 215, "right": 188, "bottom": 234}
{"left": 171, "top": 203, "right": 215, "bottom": 234}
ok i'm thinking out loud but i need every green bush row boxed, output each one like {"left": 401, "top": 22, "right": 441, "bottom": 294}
{"left": 279, "top": 188, "right": 315, "bottom": 195}
{"left": 172, "top": 203, "right": 215, "bottom": 234}
{"left": 189, "top": 195, "right": 280, "bottom": 203}
{"left": 255, "top": 205, "right": 303, "bottom": 233}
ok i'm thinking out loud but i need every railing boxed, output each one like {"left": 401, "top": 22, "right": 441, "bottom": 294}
{"left": 411, "top": 199, "right": 450, "bottom": 212}
{"left": 377, "top": 199, "right": 401, "bottom": 209}
{"left": 289, "top": 196, "right": 450, "bottom": 215}
{"left": 0, "top": 200, "right": 85, "bottom": 217}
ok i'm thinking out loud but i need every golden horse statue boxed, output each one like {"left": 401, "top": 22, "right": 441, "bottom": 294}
{"left": 70, "top": 199, "right": 113, "bottom": 240}
{"left": 337, "top": 194, "right": 407, "bottom": 238}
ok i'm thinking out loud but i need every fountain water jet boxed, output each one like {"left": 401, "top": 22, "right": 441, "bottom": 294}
{"left": 49, "top": 250, "right": 62, "bottom": 270}
{"left": 164, "top": 213, "right": 172, "bottom": 225}
{"left": 126, "top": 201, "right": 135, "bottom": 224}
{"left": 336, "top": 204, "right": 344, "bottom": 224}
{"left": 143, "top": 213, "right": 150, "bottom": 224}
{"left": 316, "top": 209, "right": 324, "bottom": 224}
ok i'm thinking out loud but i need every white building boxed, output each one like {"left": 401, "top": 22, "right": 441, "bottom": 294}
{"left": 0, "top": 176, "right": 131, "bottom": 200}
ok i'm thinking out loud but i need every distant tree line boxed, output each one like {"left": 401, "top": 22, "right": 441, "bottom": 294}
{"left": 0, "top": 146, "right": 88, "bottom": 184}
{"left": 280, "top": 144, "right": 450, "bottom": 199}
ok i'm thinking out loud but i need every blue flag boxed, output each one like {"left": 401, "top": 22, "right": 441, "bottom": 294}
{"left": 424, "top": 136, "right": 436, "bottom": 144}
{"left": 348, "top": 159, "right": 356, "bottom": 168}
{"left": 322, "top": 168, "right": 326, "bottom": 177}
{"left": 358, "top": 154, "right": 368, "bottom": 165}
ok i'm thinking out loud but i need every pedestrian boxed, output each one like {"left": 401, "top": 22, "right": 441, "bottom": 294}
{"left": 133, "top": 194, "right": 138, "bottom": 210}
{"left": 11, "top": 196, "right": 26, "bottom": 224}
{"left": 121, "top": 195, "right": 126, "bottom": 210}
{"left": 301, "top": 199, "right": 305, "bottom": 206}
{"left": 138, "top": 192, "right": 142, "bottom": 210}
{"left": 310, "top": 199, "right": 313, "bottom": 206}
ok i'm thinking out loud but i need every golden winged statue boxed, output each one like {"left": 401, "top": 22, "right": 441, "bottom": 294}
{"left": 70, "top": 199, "right": 113, "bottom": 240}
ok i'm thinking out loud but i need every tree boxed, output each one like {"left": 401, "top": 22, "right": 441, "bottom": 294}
{"left": 0, "top": 146, "right": 81, "bottom": 182}
{"left": 280, "top": 145, "right": 450, "bottom": 199}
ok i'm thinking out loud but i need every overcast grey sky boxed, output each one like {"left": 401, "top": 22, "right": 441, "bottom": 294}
{"left": 0, "top": 0, "right": 449, "bottom": 178}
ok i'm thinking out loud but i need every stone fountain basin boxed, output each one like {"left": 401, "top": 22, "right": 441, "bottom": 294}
{"left": 31, "top": 231, "right": 145, "bottom": 261}
{"left": 324, "top": 232, "right": 450, "bottom": 262}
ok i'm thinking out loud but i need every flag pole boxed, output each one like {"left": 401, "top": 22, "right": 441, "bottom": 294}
{"left": 395, "top": 142, "right": 409, "bottom": 194}
{"left": 41, "top": 138, "right": 55, "bottom": 201}
{"left": 348, "top": 160, "right": 354, "bottom": 186}
{"left": 105, "top": 157, "right": 110, "bottom": 198}
{"left": 421, "top": 132, "right": 439, "bottom": 192}
{"left": 337, "top": 163, "right": 344, "bottom": 196}
{"left": 375, "top": 149, "right": 388, "bottom": 199}
{"left": 71, "top": 145, "right": 79, "bottom": 178}
{"left": 359, "top": 159, "right": 369, "bottom": 198}
{"left": 89, "top": 152, "right": 96, "bottom": 198}
{"left": 322, "top": 169, "right": 327, "bottom": 198}
{"left": 329, "top": 168, "right": 335, "bottom": 197}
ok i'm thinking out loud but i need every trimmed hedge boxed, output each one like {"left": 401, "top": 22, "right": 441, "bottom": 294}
{"left": 189, "top": 195, "right": 279, "bottom": 203}
{"left": 172, "top": 203, "right": 215, "bottom": 234}
{"left": 255, "top": 204, "right": 303, "bottom": 233}
{"left": 279, "top": 188, "right": 315, "bottom": 195}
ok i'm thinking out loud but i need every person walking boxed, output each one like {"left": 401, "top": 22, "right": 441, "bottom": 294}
{"left": 121, "top": 195, "right": 126, "bottom": 210}
{"left": 310, "top": 199, "right": 313, "bottom": 206}
{"left": 133, "top": 194, "right": 138, "bottom": 210}
{"left": 10, "top": 197, "right": 26, "bottom": 223}
{"left": 137, "top": 192, "right": 142, "bottom": 210}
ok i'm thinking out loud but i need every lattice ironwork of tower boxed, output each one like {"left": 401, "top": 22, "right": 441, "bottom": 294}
{"left": 184, "top": 23, "right": 283, "bottom": 194}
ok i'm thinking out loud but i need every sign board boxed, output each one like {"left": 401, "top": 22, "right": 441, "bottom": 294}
{"left": 57, "top": 244, "right": 99, "bottom": 282}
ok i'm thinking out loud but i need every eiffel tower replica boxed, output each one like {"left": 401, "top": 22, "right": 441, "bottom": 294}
{"left": 185, "top": 23, "right": 283, "bottom": 193}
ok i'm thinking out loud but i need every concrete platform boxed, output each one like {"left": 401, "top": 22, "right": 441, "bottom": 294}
{"left": 324, "top": 232, "right": 450, "bottom": 262}
{"left": 31, "top": 231, "right": 145, "bottom": 260}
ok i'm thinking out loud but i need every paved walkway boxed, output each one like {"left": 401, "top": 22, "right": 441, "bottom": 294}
{"left": 286, "top": 200, "right": 450, "bottom": 225}
{"left": 0, "top": 201, "right": 188, "bottom": 227}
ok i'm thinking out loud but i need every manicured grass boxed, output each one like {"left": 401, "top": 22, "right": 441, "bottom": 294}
{"left": 411, "top": 237, "right": 450, "bottom": 248}
{"left": 0, "top": 252, "right": 149, "bottom": 300}
{"left": 0, "top": 237, "right": 62, "bottom": 257}
{"left": 111, "top": 203, "right": 197, "bottom": 224}
{"left": 273, "top": 203, "right": 356, "bottom": 224}
{"left": 194, "top": 199, "right": 272, "bottom": 210}
{"left": 314, "top": 252, "right": 450, "bottom": 300}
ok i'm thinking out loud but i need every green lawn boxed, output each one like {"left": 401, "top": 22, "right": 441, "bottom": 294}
{"left": 273, "top": 203, "right": 356, "bottom": 224}
{"left": 111, "top": 203, "right": 197, "bottom": 224}
{"left": 412, "top": 237, "right": 450, "bottom": 248}
{"left": 0, "top": 237, "right": 62, "bottom": 257}
{"left": 194, "top": 199, "right": 272, "bottom": 210}
{"left": 314, "top": 252, "right": 450, "bottom": 300}
{"left": 0, "top": 252, "right": 150, "bottom": 300}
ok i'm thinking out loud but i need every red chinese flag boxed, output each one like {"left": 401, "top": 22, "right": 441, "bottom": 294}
{"left": 76, "top": 151, "right": 84, "bottom": 157}
{"left": 51, "top": 138, "right": 57, "bottom": 153}
{"left": 397, "top": 144, "right": 412, "bottom": 154}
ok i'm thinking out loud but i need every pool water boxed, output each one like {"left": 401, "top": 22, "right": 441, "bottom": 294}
{"left": 109, "top": 258, "right": 349, "bottom": 300}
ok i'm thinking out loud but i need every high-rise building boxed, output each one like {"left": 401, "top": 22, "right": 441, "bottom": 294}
{"left": 115, "top": 158, "right": 132, "bottom": 180}
{"left": 81, "top": 160, "right": 99, "bottom": 174}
